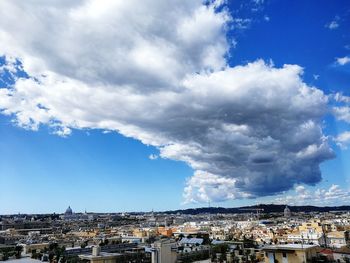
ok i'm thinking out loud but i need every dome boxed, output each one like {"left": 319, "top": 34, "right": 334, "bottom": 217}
{"left": 65, "top": 206, "right": 73, "bottom": 215}
{"left": 284, "top": 205, "right": 291, "bottom": 218}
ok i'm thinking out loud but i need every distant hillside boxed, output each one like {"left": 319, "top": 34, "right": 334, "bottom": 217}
{"left": 161, "top": 204, "right": 350, "bottom": 215}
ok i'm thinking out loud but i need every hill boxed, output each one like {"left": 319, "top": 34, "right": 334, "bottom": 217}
{"left": 161, "top": 204, "right": 350, "bottom": 215}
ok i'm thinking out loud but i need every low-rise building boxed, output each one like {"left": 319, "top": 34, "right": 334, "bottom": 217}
{"left": 151, "top": 239, "right": 177, "bottom": 263}
{"left": 263, "top": 244, "right": 318, "bottom": 263}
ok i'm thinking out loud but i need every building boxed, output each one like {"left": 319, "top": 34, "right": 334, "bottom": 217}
{"left": 327, "top": 231, "right": 349, "bottom": 248}
{"left": 287, "top": 232, "right": 325, "bottom": 246}
{"left": 79, "top": 246, "right": 120, "bottom": 263}
{"left": 298, "top": 220, "right": 324, "bottom": 233}
{"left": 19, "top": 242, "right": 49, "bottom": 254}
{"left": 151, "top": 239, "right": 177, "bottom": 263}
{"left": 61, "top": 206, "right": 78, "bottom": 220}
{"left": 263, "top": 244, "right": 318, "bottom": 263}
{"left": 121, "top": 236, "right": 142, "bottom": 244}
{"left": 157, "top": 227, "right": 173, "bottom": 237}
{"left": 78, "top": 244, "right": 149, "bottom": 263}
{"left": 65, "top": 206, "right": 73, "bottom": 215}
{"left": 333, "top": 246, "right": 350, "bottom": 262}
{"left": 179, "top": 238, "right": 204, "bottom": 253}
{"left": 284, "top": 206, "right": 291, "bottom": 218}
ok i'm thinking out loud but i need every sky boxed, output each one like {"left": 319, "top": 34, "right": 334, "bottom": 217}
{"left": 0, "top": 0, "right": 350, "bottom": 214}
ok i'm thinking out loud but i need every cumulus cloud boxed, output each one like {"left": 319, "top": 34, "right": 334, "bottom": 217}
{"left": 335, "top": 131, "right": 350, "bottom": 149}
{"left": 0, "top": 0, "right": 336, "bottom": 203}
{"left": 327, "top": 21, "right": 339, "bottom": 30}
{"left": 183, "top": 171, "right": 252, "bottom": 203}
{"left": 149, "top": 154, "right": 159, "bottom": 160}
{"left": 331, "top": 93, "right": 350, "bottom": 148}
{"left": 335, "top": 56, "right": 350, "bottom": 66}
{"left": 334, "top": 93, "right": 350, "bottom": 103}
{"left": 274, "top": 184, "right": 350, "bottom": 205}
{"left": 325, "top": 16, "right": 340, "bottom": 30}
{"left": 333, "top": 106, "right": 350, "bottom": 123}
{"left": 332, "top": 93, "right": 350, "bottom": 125}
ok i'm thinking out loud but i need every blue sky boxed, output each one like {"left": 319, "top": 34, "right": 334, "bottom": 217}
{"left": 0, "top": 0, "right": 350, "bottom": 214}
{"left": 0, "top": 119, "right": 192, "bottom": 213}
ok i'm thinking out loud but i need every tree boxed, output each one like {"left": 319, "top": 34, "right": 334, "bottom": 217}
{"left": 60, "top": 255, "right": 67, "bottom": 263}
{"left": 203, "top": 236, "right": 210, "bottom": 245}
{"left": 244, "top": 250, "right": 251, "bottom": 262}
{"left": 219, "top": 253, "right": 226, "bottom": 263}
{"left": 249, "top": 253, "right": 256, "bottom": 263}
{"left": 31, "top": 249, "right": 38, "bottom": 259}
{"left": 15, "top": 245, "right": 23, "bottom": 259}
{"left": 146, "top": 237, "right": 156, "bottom": 244}
{"left": 42, "top": 254, "right": 49, "bottom": 262}
{"left": 67, "top": 256, "right": 79, "bottom": 263}
{"left": 48, "top": 252, "right": 55, "bottom": 262}
{"left": 49, "top": 243, "right": 58, "bottom": 251}
{"left": 3, "top": 251, "right": 9, "bottom": 261}
{"left": 212, "top": 244, "right": 229, "bottom": 254}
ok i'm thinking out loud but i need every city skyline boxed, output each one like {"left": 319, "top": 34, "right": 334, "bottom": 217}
{"left": 1, "top": 0, "right": 350, "bottom": 214}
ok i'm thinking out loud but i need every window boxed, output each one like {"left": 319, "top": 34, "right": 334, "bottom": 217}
{"left": 282, "top": 252, "right": 287, "bottom": 258}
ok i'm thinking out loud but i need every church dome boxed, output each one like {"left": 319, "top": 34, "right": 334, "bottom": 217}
{"left": 284, "top": 205, "right": 291, "bottom": 218}
{"left": 65, "top": 206, "right": 73, "bottom": 215}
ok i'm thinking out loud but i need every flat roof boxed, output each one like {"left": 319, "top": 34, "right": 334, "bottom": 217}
{"left": 6, "top": 258, "right": 41, "bottom": 263}
{"left": 263, "top": 244, "right": 318, "bottom": 251}
{"left": 79, "top": 252, "right": 121, "bottom": 260}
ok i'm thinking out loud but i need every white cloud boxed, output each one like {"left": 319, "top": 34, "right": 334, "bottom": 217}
{"left": 336, "top": 56, "right": 350, "bottom": 66}
{"left": 332, "top": 93, "right": 350, "bottom": 149}
{"left": 327, "top": 21, "right": 339, "bottom": 29}
{"left": 149, "top": 154, "right": 158, "bottom": 160}
{"left": 333, "top": 106, "right": 350, "bottom": 123}
{"left": 334, "top": 93, "right": 350, "bottom": 103}
{"left": 274, "top": 184, "right": 350, "bottom": 205}
{"left": 335, "top": 131, "right": 350, "bottom": 149}
{"left": 332, "top": 93, "right": 350, "bottom": 123}
{"left": 325, "top": 16, "right": 340, "bottom": 30}
{"left": 231, "top": 18, "right": 252, "bottom": 29}
{"left": 183, "top": 171, "right": 252, "bottom": 203}
{"left": 0, "top": 0, "right": 335, "bottom": 203}
{"left": 53, "top": 126, "right": 72, "bottom": 137}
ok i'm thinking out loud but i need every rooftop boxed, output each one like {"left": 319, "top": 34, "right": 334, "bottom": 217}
{"left": 263, "top": 244, "right": 318, "bottom": 251}
{"left": 179, "top": 238, "right": 204, "bottom": 245}
{"left": 79, "top": 252, "right": 121, "bottom": 260}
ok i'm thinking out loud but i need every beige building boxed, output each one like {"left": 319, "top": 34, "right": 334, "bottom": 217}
{"left": 298, "top": 220, "right": 328, "bottom": 234}
{"left": 79, "top": 246, "right": 121, "bottom": 263}
{"left": 263, "top": 244, "right": 318, "bottom": 263}
{"left": 133, "top": 228, "right": 148, "bottom": 238}
{"left": 151, "top": 239, "right": 177, "bottom": 263}
{"left": 19, "top": 242, "right": 49, "bottom": 254}
{"left": 327, "top": 231, "right": 348, "bottom": 248}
